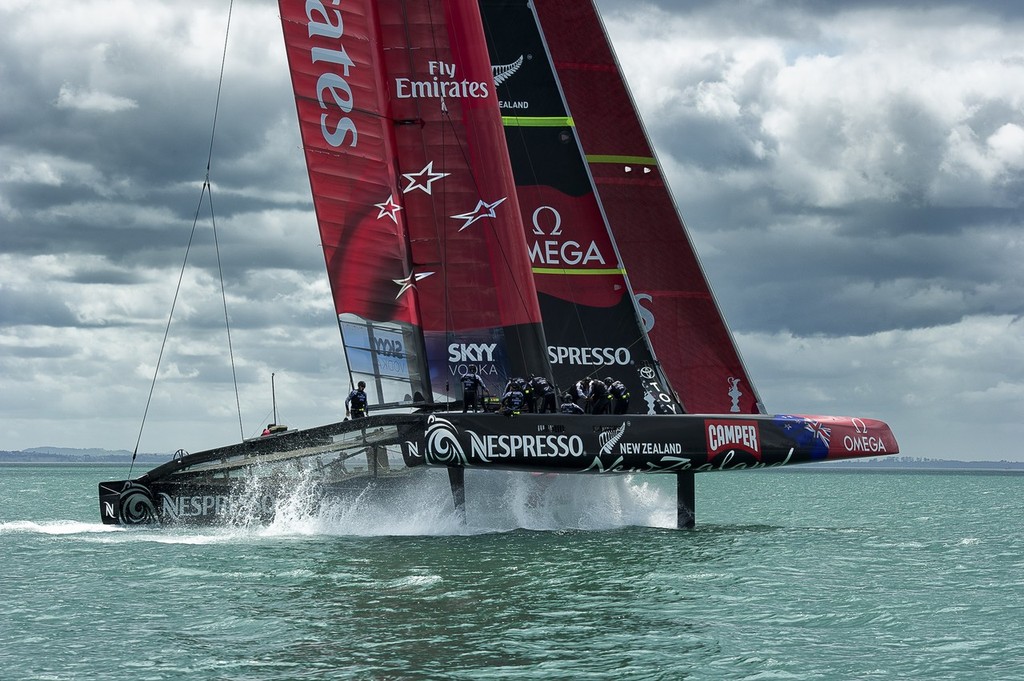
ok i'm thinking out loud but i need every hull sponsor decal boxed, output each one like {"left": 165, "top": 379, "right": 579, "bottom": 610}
{"left": 705, "top": 419, "right": 761, "bottom": 459}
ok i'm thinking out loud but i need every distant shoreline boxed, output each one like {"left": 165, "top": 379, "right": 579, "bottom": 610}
{"left": 777, "top": 464, "right": 1024, "bottom": 475}
{"left": 2, "top": 452, "right": 1022, "bottom": 471}
{"left": 0, "top": 453, "right": 170, "bottom": 465}
{"left": 0, "top": 460, "right": 164, "bottom": 466}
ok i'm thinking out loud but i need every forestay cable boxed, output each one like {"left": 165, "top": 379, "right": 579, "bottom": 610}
{"left": 130, "top": 0, "right": 239, "bottom": 475}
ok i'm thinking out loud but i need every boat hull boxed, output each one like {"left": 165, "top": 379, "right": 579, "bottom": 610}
{"left": 98, "top": 411, "right": 897, "bottom": 526}
{"left": 404, "top": 412, "right": 896, "bottom": 473}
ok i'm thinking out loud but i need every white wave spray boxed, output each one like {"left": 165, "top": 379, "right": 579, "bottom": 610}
{"left": 259, "top": 469, "right": 676, "bottom": 536}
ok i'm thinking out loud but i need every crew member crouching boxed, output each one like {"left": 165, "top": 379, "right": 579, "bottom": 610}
{"left": 501, "top": 380, "right": 527, "bottom": 417}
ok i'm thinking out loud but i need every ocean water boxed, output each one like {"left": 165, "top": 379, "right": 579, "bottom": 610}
{"left": 2, "top": 464, "right": 1022, "bottom": 680}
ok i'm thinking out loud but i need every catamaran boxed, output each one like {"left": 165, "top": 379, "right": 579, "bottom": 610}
{"left": 98, "top": 0, "right": 897, "bottom": 529}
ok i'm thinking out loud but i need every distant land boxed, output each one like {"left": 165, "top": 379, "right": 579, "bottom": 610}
{"left": 0, "top": 446, "right": 170, "bottom": 464}
{"left": 0, "top": 448, "right": 1022, "bottom": 471}
{"left": 777, "top": 456, "right": 1024, "bottom": 472}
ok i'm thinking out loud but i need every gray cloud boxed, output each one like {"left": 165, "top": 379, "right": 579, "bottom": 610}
{"left": 0, "top": 1, "right": 1020, "bottom": 459}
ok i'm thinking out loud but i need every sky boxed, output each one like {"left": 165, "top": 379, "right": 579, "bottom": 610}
{"left": 1, "top": 0, "right": 1022, "bottom": 460}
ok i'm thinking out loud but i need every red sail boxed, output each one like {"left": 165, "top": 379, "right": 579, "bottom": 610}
{"left": 378, "top": 0, "right": 541, "bottom": 333}
{"left": 279, "top": 0, "right": 415, "bottom": 326}
{"left": 280, "top": 0, "right": 548, "bottom": 404}
{"left": 532, "top": 0, "right": 764, "bottom": 415}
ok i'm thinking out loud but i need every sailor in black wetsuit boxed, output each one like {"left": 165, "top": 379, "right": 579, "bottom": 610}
{"left": 461, "top": 366, "right": 486, "bottom": 413}
{"left": 559, "top": 392, "right": 585, "bottom": 415}
{"left": 571, "top": 377, "right": 593, "bottom": 413}
{"left": 502, "top": 376, "right": 531, "bottom": 412}
{"left": 530, "top": 374, "right": 557, "bottom": 413}
{"left": 345, "top": 381, "right": 368, "bottom": 419}
{"left": 606, "top": 377, "right": 631, "bottom": 414}
{"left": 502, "top": 377, "right": 522, "bottom": 395}
{"left": 590, "top": 377, "right": 611, "bottom": 415}
{"left": 501, "top": 380, "right": 527, "bottom": 417}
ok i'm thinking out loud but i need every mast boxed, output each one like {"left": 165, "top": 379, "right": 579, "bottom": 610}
{"left": 271, "top": 372, "right": 278, "bottom": 426}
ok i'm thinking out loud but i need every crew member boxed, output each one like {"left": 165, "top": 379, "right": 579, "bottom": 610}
{"left": 461, "top": 366, "right": 487, "bottom": 413}
{"left": 503, "top": 376, "right": 530, "bottom": 411}
{"left": 530, "top": 374, "right": 557, "bottom": 413}
{"left": 501, "top": 380, "right": 527, "bottom": 417}
{"left": 590, "top": 377, "right": 611, "bottom": 415}
{"left": 559, "top": 393, "right": 585, "bottom": 415}
{"left": 345, "top": 381, "right": 368, "bottom": 419}
{"left": 607, "top": 377, "right": 631, "bottom": 414}
{"left": 574, "top": 377, "right": 593, "bottom": 413}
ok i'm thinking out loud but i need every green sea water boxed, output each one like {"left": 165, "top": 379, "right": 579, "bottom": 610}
{"left": 1, "top": 464, "right": 1022, "bottom": 679}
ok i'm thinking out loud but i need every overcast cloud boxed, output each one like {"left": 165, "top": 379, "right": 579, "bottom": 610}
{"left": 1, "top": 0, "right": 1021, "bottom": 460}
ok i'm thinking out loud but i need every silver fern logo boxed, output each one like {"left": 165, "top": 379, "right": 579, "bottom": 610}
{"left": 492, "top": 55, "right": 524, "bottom": 86}
{"left": 493, "top": 55, "right": 530, "bottom": 111}
{"left": 599, "top": 422, "right": 628, "bottom": 455}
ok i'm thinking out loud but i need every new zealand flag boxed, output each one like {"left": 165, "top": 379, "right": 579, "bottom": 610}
{"left": 772, "top": 415, "right": 832, "bottom": 459}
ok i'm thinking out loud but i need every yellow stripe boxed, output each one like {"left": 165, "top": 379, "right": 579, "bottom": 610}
{"left": 532, "top": 267, "right": 625, "bottom": 275}
{"left": 585, "top": 154, "right": 657, "bottom": 165}
{"left": 502, "top": 116, "right": 575, "bottom": 127}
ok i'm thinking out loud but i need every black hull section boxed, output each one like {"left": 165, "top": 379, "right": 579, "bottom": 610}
{"left": 99, "top": 415, "right": 426, "bottom": 526}
{"left": 403, "top": 412, "right": 896, "bottom": 473}
{"left": 99, "top": 411, "right": 897, "bottom": 527}
{"left": 98, "top": 472, "right": 424, "bottom": 527}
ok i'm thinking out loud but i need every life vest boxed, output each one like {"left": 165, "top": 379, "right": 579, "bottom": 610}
{"left": 531, "top": 376, "right": 554, "bottom": 395}
{"left": 348, "top": 389, "right": 367, "bottom": 410}
{"left": 502, "top": 388, "right": 526, "bottom": 413}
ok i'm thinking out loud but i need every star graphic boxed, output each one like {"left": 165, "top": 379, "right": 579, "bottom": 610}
{"left": 451, "top": 197, "right": 507, "bottom": 232}
{"left": 401, "top": 161, "right": 449, "bottom": 195}
{"left": 393, "top": 270, "right": 435, "bottom": 298}
{"left": 374, "top": 193, "right": 403, "bottom": 223}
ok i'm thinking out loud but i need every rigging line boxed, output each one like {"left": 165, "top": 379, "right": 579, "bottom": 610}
{"left": 427, "top": 3, "right": 452, "bottom": 352}
{"left": 424, "top": 0, "right": 454, "bottom": 347}
{"left": 129, "top": 182, "right": 211, "bottom": 477}
{"left": 129, "top": 0, "right": 235, "bottom": 475}
{"left": 207, "top": 188, "right": 245, "bottom": 442}
{"left": 205, "top": 0, "right": 244, "bottom": 440}
{"left": 204, "top": 0, "right": 234, "bottom": 176}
